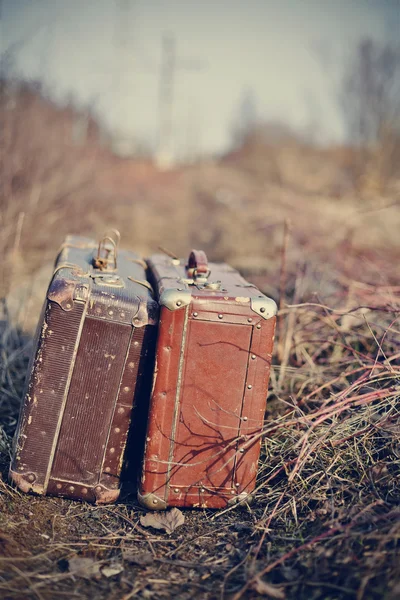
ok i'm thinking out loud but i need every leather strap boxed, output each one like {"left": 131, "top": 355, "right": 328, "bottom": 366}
{"left": 186, "top": 250, "right": 208, "bottom": 275}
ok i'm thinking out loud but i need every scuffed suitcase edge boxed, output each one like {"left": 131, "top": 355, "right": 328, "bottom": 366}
{"left": 9, "top": 468, "right": 121, "bottom": 504}
{"left": 9, "top": 469, "right": 251, "bottom": 509}
{"left": 137, "top": 487, "right": 253, "bottom": 510}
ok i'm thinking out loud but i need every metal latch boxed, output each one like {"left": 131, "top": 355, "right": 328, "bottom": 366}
{"left": 73, "top": 284, "right": 90, "bottom": 301}
{"left": 91, "top": 274, "right": 125, "bottom": 288}
{"left": 203, "top": 280, "right": 222, "bottom": 291}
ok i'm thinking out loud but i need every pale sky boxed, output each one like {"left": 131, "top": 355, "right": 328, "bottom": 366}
{"left": 1, "top": 0, "right": 399, "bottom": 156}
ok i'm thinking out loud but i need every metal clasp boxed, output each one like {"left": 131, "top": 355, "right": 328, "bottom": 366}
{"left": 191, "top": 269, "right": 211, "bottom": 285}
{"left": 91, "top": 274, "right": 125, "bottom": 288}
{"left": 203, "top": 280, "right": 222, "bottom": 291}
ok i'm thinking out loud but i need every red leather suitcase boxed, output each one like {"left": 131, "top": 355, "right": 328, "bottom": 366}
{"left": 9, "top": 233, "right": 158, "bottom": 504}
{"left": 138, "top": 250, "right": 276, "bottom": 509}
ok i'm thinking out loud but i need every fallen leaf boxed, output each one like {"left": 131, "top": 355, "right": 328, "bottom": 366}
{"left": 370, "top": 462, "right": 389, "bottom": 484}
{"left": 140, "top": 507, "right": 185, "bottom": 534}
{"left": 252, "top": 577, "right": 286, "bottom": 599}
{"left": 122, "top": 549, "right": 154, "bottom": 567}
{"left": 67, "top": 556, "right": 101, "bottom": 579}
{"left": 101, "top": 562, "right": 124, "bottom": 578}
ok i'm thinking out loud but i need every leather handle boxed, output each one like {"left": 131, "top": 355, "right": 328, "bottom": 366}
{"left": 186, "top": 249, "right": 208, "bottom": 275}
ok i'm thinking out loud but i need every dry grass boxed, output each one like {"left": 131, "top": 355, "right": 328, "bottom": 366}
{"left": 1, "top": 251, "right": 399, "bottom": 600}
{"left": 0, "top": 81, "right": 399, "bottom": 599}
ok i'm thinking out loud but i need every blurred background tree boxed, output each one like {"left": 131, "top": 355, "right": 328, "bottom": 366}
{"left": 340, "top": 38, "right": 400, "bottom": 193}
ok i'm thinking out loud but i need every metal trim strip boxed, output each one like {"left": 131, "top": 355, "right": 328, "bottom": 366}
{"left": 98, "top": 325, "right": 134, "bottom": 480}
{"left": 165, "top": 304, "right": 190, "bottom": 499}
{"left": 232, "top": 323, "right": 254, "bottom": 484}
{"left": 43, "top": 300, "right": 89, "bottom": 492}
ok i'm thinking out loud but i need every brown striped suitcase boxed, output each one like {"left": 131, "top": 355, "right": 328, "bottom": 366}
{"left": 9, "top": 232, "right": 158, "bottom": 504}
{"left": 138, "top": 250, "right": 276, "bottom": 510}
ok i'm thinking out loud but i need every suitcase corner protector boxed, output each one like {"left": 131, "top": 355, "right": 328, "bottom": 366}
{"left": 94, "top": 485, "right": 121, "bottom": 505}
{"left": 159, "top": 289, "right": 191, "bottom": 311}
{"left": 9, "top": 469, "right": 44, "bottom": 495}
{"left": 227, "top": 491, "right": 253, "bottom": 506}
{"left": 250, "top": 296, "right": 278, "bottom": 319}
{"left": 47, "top": 276, "right": 86, "bottom": 311}
{"left": 137, "top": 491, "right": 167, "bottom": 510}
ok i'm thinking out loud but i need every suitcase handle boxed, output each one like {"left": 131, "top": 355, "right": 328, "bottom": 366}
{"left": 93, "top": 234, "right": 119, "bottom": 271}
{"left": 186, "top": 249, "right": 209, "bottom": 279}
{"left": 104, "top": 229, "right": 121, "bottom": 247}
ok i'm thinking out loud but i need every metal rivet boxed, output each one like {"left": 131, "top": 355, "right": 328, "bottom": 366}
{"left": 69, "top": 486, "right": 75, "bottom": 492}
{"left": 109, "top": 448, "right": 115, "bottom": 454}
{"left": 95, "top": 486, "right": 102, "bottom": 492}
{"left": 108, "top": 310, "right": 114, "bottom": 315}
{"left": 260, "top": 307, "right": 266, "bottom": 313}
{"left": 152, "top": 499, "right": 158, "bottom": 504}
{"left": 256, "top": 324, "right": 261, "bottom": 329}
{"left": 123, "top": 386, "right": 130, "bottom": 392}
{"left": 239, "top": 448, "right": 245, "bottom": 453}
{"left": 96, "top": 307, "right": 101, "bottom": 313}
{"left": 247, "top": 318, "right": 252, "bottom": 322}
{"left": 120, "top": 312, "right": 125, "bottom": 318}
{"left": 218, "top": 314, "right": 223, "bottom": 319}
{"left": 193, "top": 312, "right": 198, "bottom": 317}
{"left": 105, "top": 467, "right": 111, "bottom": 473}
{"left": 200, "top": 488, "right": 205, "bottom": 493}
{"left": 247, "top": 385, "right": 252, "bottom": 389}
{"left": 27, "top": 474, "right": 35, "bottom": 482}
{"left": 114, "top": 427, "right": 121, "bottom": 433}
{"left": 235, "top": 483, "right": 240, "bottom": 487}
{"left": 82, "top": 487, "right": 88, "bottom": 494}
{"left": 118, "top": 407, "right": 124, "bottom": 414}
{"left": 128, "top": 362, "right": 135, "bottom": 368}
{"left": 243, "top": 416, "right": 248, "bottom": 421}
{"left": 174, "top": 488, "right": 179, "bottom": 493}
{"left": 251, "top": 354, "right": 256, "bottom": 359}
{"left": 231, "top": 490, "right": 235, "bottom": 494}
{"left": 66, "top": 303, "right": 72, "bottom": 309}
{"left": 56, "top": 483, "right": 62, "bottom": 489}
{"left": 133, "top": 341, "right": 139, "bottom": 346}
{"left": 177, "top": 288, "right": 183, "bottom": 291}
{"left": 176, "top": 301, "right": 182, "bottom": 306}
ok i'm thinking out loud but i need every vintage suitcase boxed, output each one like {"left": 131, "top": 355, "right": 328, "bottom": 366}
{"left": 9, "top": 232, "right": 158, "bottom": 504}
{"left": 138, "top": 250, "right": 277, "bottom": 510}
